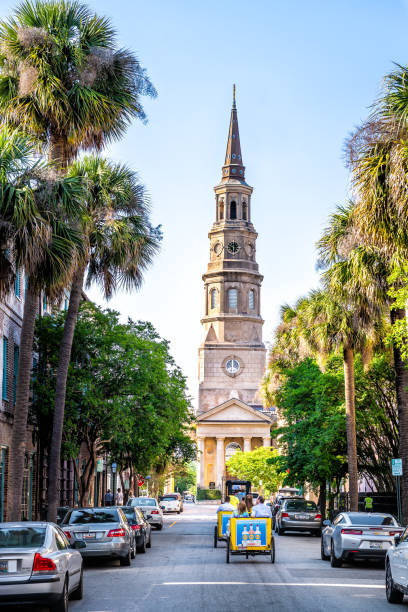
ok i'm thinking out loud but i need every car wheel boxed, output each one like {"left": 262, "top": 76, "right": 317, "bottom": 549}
{"left": 138, "top": 536, "right": 147, "bottom": 554}
{"left": 214, "top": 525, "right": 218, "bottom": 548}
{"left": 156, "top": 523, "right": 163, "bottom": 530}
{"left": 146, "top": 531, "right": 152, "bottom": 548}
{"left": 321, "top": 537, "right": 330, "bottom": 561}
{"left": 120, "top": 547, "right": 131, "bottom": 566}
{"left": 330, "top": 542, "right": 342, "bottom": 568}
{"left": 69, "top": 568, "right": 83, "bottom": 601}
{"left": 270, "top": 537, "right": 275, "bottom": 563}
{"left": 51, "top": 576, "right": 68, "bottom": 612}
{"left": 226, "top": 538, "right": 230, "bottom": 564}
{"left": 386, "top": 562, "right": 404, "bottom": 603}
{"left": 277, "top": 523, "right": 284, "bottom": 535}
{"left": 131, "top": 539, "right": 136, "bottom": 559}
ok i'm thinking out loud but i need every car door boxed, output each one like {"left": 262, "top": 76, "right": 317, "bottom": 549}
{"left": 324, "top": 514, "right": 343, "bottom": 556}
{"left": 54, "top": 527, "right": 81, "bottom": 589}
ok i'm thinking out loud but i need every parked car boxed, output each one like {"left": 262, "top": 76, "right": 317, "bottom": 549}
{"left": 120, "top": 506, "right": 152, "bottom": 553}
{"left": 163, "top": 493, "right": 183, "bottom": 512}
{"left": 321, "top": 512, "right": 402, "bottom": 568}
{"left": 61, "top": 507, "right": 135, "bottom": 565}
{"left": 271, "top": 495, "right": 304, "bottom": 528}
{"left": 127, "top": 497, "right": 164, "bottom": 530}
{"left": 0, "top": 521, "right": 84, "bottom": 610}
{"left": 183, "top": 493, "right": 195, "bottom": 503}
{"left": 160, "top": 495, "right": 182, "bottom": 514}
{"left": 275, "top": 498, "right": 321, "bottom": 535}
{"left": 385, "top": 526, "right": 408, "bottom": 603}
{"left": 56, "top": 507, "right": 70, "bottom": 526}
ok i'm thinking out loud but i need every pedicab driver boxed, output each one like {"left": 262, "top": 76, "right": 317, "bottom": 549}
{"left": 251, "top": 496, "right": 272, "bottom": 518}
{"left": 217, "top": 496, "right": 234, "bottom": 512}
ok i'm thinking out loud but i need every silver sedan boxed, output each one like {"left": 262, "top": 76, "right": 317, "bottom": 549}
{"left": 0, "top": 521, "right": 84, "bottom": 611}
{"left": 321, "top": 511, "right": 402, "bottom": 567}
{"left": 127, "top": 497, "right": 164, "bottom": 530}
{"left": 275, "top": 498, "right": 321, "bottom": 535}
{"left": 61, "top": 507, "right": 135, "bottom": 565}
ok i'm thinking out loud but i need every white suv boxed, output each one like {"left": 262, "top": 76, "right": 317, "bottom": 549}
{"left": 160, "top": 495, "right": 181, "bottom": 514}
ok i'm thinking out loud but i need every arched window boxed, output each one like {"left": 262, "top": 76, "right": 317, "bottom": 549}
{"left": 228, "top": 288, "right": 238, "bottom": 309}
{"left": 219, "top": 200, "right": 224, "bottom": 220}
{"left": 225, "top": 442, "right": 241, "bottom": 462}
{"left": 242, "top": 202, "right": 247, "bottom": 220}
{"left": 210, "top": 288, "right": 217, "bottom": 309}
{"left": 230, "top": 200, "right": 237, "bottom": 220}
{"left": 248, "top": 289, "right": 255, "bottom": 310}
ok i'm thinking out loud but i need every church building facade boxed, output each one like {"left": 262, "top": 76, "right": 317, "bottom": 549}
{"left": 196, "top": 89, "right": 273, "bottom": 492}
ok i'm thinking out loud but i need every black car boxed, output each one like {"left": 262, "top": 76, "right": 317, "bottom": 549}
{"left": 121, "top": 506, "right": 152, "bottom": 553}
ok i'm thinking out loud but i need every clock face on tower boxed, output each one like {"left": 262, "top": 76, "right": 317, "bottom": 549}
{"left": 227, "top": 241, "right": 240, "bottom": 255}
{"left": 226, "top": 358, "right": 240, "bottom": 375}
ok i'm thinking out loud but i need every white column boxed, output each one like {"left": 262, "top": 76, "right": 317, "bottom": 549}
{"left": 244, "top": 437, "right": 251, "bottom": 453}
{"left": 216, "top": 437, "right": 225, "bottom": 489}
{"left": 197, "top": 437, "right": 205, "bottom": 488}
{"left": 263, "top": 436, "right": 271, "bottom": 447}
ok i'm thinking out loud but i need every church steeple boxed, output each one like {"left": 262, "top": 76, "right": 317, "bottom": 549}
{"left": 221, "top": 85, "right": 246, "bottom": 183}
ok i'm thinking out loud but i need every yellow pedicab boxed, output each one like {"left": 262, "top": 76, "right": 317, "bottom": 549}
{"left": 214, "top": 511, "right": 233, "bottom": 548}
{"left": 226, "top": 517, "right": 275, "bottom": 563}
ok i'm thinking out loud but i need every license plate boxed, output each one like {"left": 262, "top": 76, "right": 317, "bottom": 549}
{"left": 0, "top": 561, "right": 7, "bottom": 573}
{"left": 83, "top": 533, "right": 96, "bottom": 540}
{"left": 0, "top": 560, "right": 16, "bottom": 573}
{"left": 295, "top": 514, "right": 309, "bottom": 520}
{"left": 369, "top": 542, "right": 383, "bottom": 549}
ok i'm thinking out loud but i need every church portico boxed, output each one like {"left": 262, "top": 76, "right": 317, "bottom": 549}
{"left": 196, "top": 87, "right": 274, "bottom": 495}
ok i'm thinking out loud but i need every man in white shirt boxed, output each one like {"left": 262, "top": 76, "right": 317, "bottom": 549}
{"left": 217, "top": 496, "right": 235, "bottom": 512}
{"left": 116, "top": 488, "right": 123, "bottom": 505}
{"left": 251, "top": 495, "right": 272, "bottom": 518}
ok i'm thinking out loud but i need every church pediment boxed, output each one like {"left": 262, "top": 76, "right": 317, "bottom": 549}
{"left": 197, "top": 398, "right": 272, "bottom": 423}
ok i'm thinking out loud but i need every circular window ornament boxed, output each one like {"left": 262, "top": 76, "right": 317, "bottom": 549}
{"left": 214, "top": 242, "right": 223, "bottom": 256}
{"left": 227, "top": 241, "right": 239, "bottom": 254}
{"left": 231, "top": 168, "right": 237, "bottom": 174}
{"left": 226, "top": 358, "right": 240, "bottom": 375}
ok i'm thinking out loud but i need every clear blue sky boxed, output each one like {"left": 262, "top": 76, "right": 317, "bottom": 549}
{"left": 1, "top": 0, "right": 408, "bottom": 404}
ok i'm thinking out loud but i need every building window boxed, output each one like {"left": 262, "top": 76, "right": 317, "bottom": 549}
{"left": 43, "top": 294, "right": 47, "bottom": 312}
{"left": 0, "top": 447, "right": 6, "bottom": 521}
{"left": 219, "top": 200, "right": 224, "bottom": 220}
{"left": 228, "top": 288, "right": 238, "bottom": 309}
{"left": 210, "top": 289, "right": 217, "bottom": 309}
{"left": 230, "top": 201, "right": 237, "bottom": 220}
{"left": 225, "top": 442, "right": 241, "bottom": 463}
{"left": 2, "top": 338, "right": 7, "bottom": 400}
{"left": 13, "top": 345, "right": 19, "bottom": 404}
{"left": 64, "top": 298, "right": 69, "bottom": 311}
{"left": 14, "top": 269, "right": 20, "bottom": 298}
{"left": 21, "top": 453, "right": 33, "bottom": 520}
{"left": 242, "top": 202, "right": 247, "bottom": 220}
{"left": 249, "top": 289, "right": 255, "bottom": 310}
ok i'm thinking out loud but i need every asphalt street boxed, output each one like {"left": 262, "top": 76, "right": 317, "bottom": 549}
{"left": 21, "top": 503, "right": 407, "bottom": 612}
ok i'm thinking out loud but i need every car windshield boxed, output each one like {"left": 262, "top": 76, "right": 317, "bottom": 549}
{"left": 285, "top": 500, "right": 317, "bottom": 512}
{"left": 131, "top": 498, "right": 156, "bottom": 507}
{"left": 66, "top": 509, "right": 119, "bottom": 524}
{"left": 348, "top": 513, "right": 397, "bottom": 526}
{"left": 0, "top": 527, "right": 46, "bottom": 548}
{"left": 162, "top": 497, "right": 177, "bottom": 501}
{"left": 120, "top": 508, "right": 134, "bottom": 518}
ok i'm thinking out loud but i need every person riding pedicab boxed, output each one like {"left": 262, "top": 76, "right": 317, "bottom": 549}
{"left": 233, "top": 501, "right": 250, "bottom": 518}
{"left": 217, "top": 496, "right": 234, "bottom": 513}
{"left": 229, "top": 494, "right": 239, "bottom": 508}
{"left": 251, "top": 495, "right": 272, "bottom": 518}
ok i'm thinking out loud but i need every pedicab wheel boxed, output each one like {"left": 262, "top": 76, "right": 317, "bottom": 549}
{"left": 226, "top": 538, "right": 230, "bottom": 563}
{"left": 270, "top": 537, "right": 275, "bottom": 563}
{"left": 214, "top": 526, "right": 218, "bottom": 548}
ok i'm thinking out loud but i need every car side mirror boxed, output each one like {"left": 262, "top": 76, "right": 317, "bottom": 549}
{"left": 71, "top": 540, "right": 86, "bottom": 550}
{"left": 323, "top": 519, "right": 331, "bottom": 526}
{"left": 394, "top": 535, "right": 402, "bottom": 547}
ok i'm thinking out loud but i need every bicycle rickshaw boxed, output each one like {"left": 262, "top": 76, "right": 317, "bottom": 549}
{"left": 225, "top": 516, "right": 275, "bottom": 563}
{"left": 213, "top": 511, "right": 233, "bottom": 548}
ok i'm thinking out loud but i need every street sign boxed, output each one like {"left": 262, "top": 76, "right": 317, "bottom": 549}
{"left": 392, "top": 458, "right": 403, "bottom": 476}
{"left": 96, "top": 458, "right": 104, "bottom": 473}
{"left": 111, "top": 462, "right": 117, "bottom": 473}
{"left": 138, "top": 477, "right": 145, "bottom": 487}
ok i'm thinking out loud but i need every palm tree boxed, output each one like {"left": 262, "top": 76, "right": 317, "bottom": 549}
{"left": 46, "top": 156, "right": 161, "bottom": 522}
{"left": 0, "top": 126, "right": 83, "bottom": 520}
{"left": 0, "top": 0, "right": 156, "bottom": 168}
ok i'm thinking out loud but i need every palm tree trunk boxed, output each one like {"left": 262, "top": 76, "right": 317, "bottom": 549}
{"left": 46, "top": 265, "right": 85, "bottom": 522}
{"left": 48, "top": 132, "right": 68, "bottom": 171}
{"left": 390, "top": 307, "right": 408, "bottom": 523}
{"left": 343, "top": 346, "right": 359, "bottom": 512}
{"left": 7, "top": 286, "right": 38, "bottom": 521}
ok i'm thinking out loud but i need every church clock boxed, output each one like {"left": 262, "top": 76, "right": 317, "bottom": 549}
{"left": 227, "top": 241, "right": 240, "bottom": 255}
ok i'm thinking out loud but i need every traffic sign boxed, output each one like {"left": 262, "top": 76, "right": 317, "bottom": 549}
{"left": 111, "top": 462, "right": 117, "bottom": 473}
{"left": 96, "top": 458, "right": 104, "bottom": 473}
{"left": 138, "top": 477, "right": 145, "bottom": 487}
{"left": 392, "top": 458, "right": 403, "bottom": 476}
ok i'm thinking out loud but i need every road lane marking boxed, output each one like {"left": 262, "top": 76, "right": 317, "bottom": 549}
{"left": 159, "top": 582, "right": 384, "bottom": 589}
{"left": 168, "top": 521, "right": 177, "bottom": 527}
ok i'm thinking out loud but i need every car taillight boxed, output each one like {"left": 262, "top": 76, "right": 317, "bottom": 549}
{"left": 341, "top": 529, "right": 363, "bottom": 535}
{"left": 63, "top": 530, "right": 71, "bottom": 539}
{"left": 151, "top": 510, "right": 159, "bottom": 514}
{"left": 389, "top": 531, "right": 402, "bottom": 536}
{"left": 107, "top": 528, "right": 126, "bottom": 537}
{"left": 315, "top": 514, "right": 322, "bottom": 519}
{"left": 32, "top": 553, "right": 57, "bottom": 572}
{"left": 131, "top": 524, "right": 141, "bottom": 531}
{"left": 281, "top": 512, "right": 289, "bottom": 518}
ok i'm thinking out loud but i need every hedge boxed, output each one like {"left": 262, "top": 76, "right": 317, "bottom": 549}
{"left": 197, "top": 489, "right": 222, "bottom": 500}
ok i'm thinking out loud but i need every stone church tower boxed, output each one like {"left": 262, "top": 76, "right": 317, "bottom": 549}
{"left": 196, "top": 88, "right": 272, "bottom": 492}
